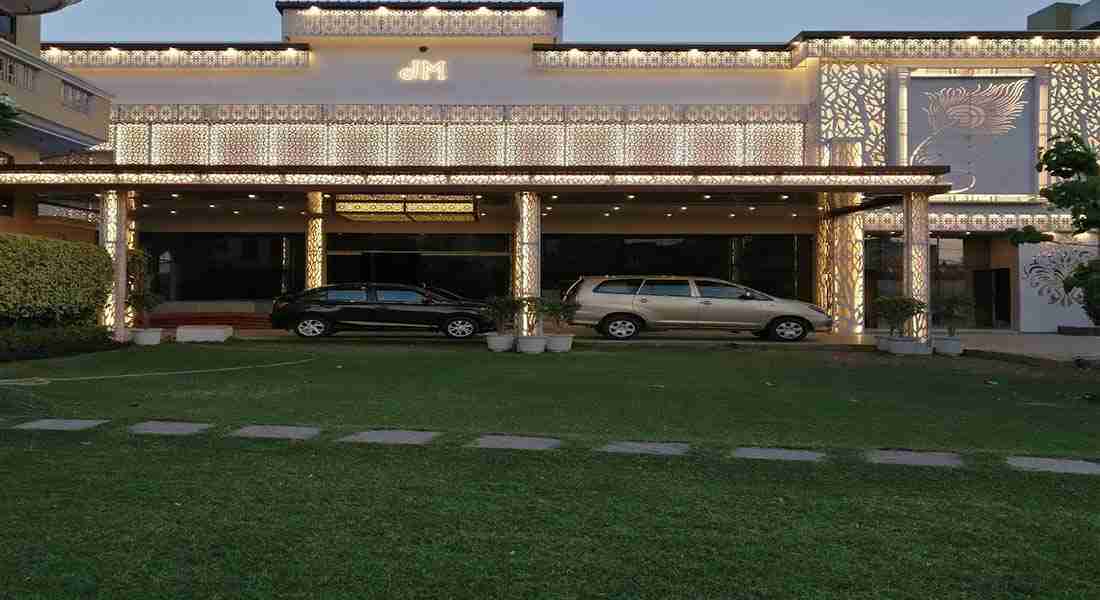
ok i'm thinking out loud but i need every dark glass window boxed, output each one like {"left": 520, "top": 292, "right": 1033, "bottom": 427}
{"left": 696, "top": 281, "right": 747, "bottom": 299}
{"left": 0, "top": 14, "right": 15, "bottom": 44}
{"left": 375, "top": 288, "right": 426, "bottom": 304}
{"left": 325, "top": 289, "right": 367, "bottom": 303}
{"left": 594, "top": 279, "right": 643, "bottom": 295}
{"left": 639, "top": 280, "right": 692, "bottom": 298}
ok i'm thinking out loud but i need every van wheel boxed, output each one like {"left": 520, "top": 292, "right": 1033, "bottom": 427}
{"left": 295, "top": 316, "right": 331, "bottom": 338}
{"left": 768, "top": 317, "right": 809, "bottom": 342}
{"left": 601, "top": 315, "right": 642, "bottom": 340}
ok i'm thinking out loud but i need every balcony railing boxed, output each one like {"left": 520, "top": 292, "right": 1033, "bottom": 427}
{"left": 0, "top": 50, "right": 37, "bottom": 90}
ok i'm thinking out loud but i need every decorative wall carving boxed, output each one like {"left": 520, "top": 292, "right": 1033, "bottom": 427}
{"left": 101, "top": 104, "right": 807, "bottom": 167}
{"left": 281, "top": 7, "right": 558, "bottom": 38}
{"left": 818, "top": 62, "right": 887, "bottom": 166}
{"left": 535, "top": 49, "right": 791, "bottom": 70}
{"left": 1049, "top": 63, "right": 1100, "bottom": 148}
{"left": 865, "top": 206, "right": 1077, "bottom": 232}
{"left": 1024, "top": 246, "right": 1095, "bottom": 307}
{"left": 43, "top": 47, "right": 310, "bottom": 69}
{"left": 797, "top": 37, "right": 1100, "bottom": 63}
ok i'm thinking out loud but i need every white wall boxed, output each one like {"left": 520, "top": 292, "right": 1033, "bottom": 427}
{"left": 1018, "top": 234, "right": 1099, "bottom": 332}
{"left": 71, "top": 39, "right": 814, "bottom": 106}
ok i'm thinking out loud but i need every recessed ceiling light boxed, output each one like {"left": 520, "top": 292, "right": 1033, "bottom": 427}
{"left": 141, "top": 203, "right": 149, "bottom": 208}
{"left": 748, "top": 206, "right": 757, "bottom": 211}
{"left": 680, "top": 206, "right": 688, "bottom": 211}
{"left": 729, "top": 213, "right": 736, "bottom": 218}
{"left": 248, "top": 194, "right": 257, "bottom": 199}
{"left": 780, "top": 194, "right": 790, "bottom": 200}
{"left": 323, "top": 194, "right": 331, "bottom": 199}
{"left": 171, "top": 193, "right": 179, "bottom": 198}
{"left": 277, "top": 205, "right": 285, "bottom": 210}
{"left": 480, "top": 212, "right": 487, "bottom": 216}
{"left": 665, "top": 213, "right": 673, "bottom": 217}
{"left": 542, "top": 213, "right": 549, "bottom": 217}
{"left": 169, "top": 210, "right": 178, "bottom": 215}
{"left": 791, "top": 213, "right": 798, "bottom": 218}
{"left": 817, "top": 206, "right": 825, "bottom": 211}
{"left": 627, "top": 195, "right": 635, "bottom": 200}
{"left": 300, "top": 211, "right": 307, "bottom": 215}
{"left": 94, "top": 193, "right": 102, "bottom": 198}
{"left": 550, "top": 195, "right": 558, "bottom": 200}
{"left": 703, "top": 195, "right": 712, "bottom": 200}
{"left": 613, "top": 206, "right": 621, "bottom": 211}
{"left": 475, "top": 195, "right": 483, "bottom": 199}
{"left": 546, "top": 206, "right": 553, "bottom": 211}
{"left": 233, "top": 210, "right": 241, "bottom": 215}
{"left": 603, "top": 212, "right": 611, "bottom": 217}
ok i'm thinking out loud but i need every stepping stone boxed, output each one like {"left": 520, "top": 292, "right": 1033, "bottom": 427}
{"left": 338, "top": 430, "right": 441, "bottom": 445}
{"left": 469, "top": 435, "right": 561, "bottom": 451}
{"left": 13, "top": 419, "right": 108, "bottom": 431}
{"left": 231, "top": 425, "right": 320, "bottom": 440}
{"left": 867, "top": 450, "right": 963, "bottom": 468}
{"left": 732, "top": 447, "right": 826, "bottom": 463}
{"left": 1007, "top": 456, "right": 1100, "bottom": 476}
{"left": 598, "top": 441, "right": 690, "bottom": 456}
{"left": 129, "top": 421, "right": 213, "bottom": 436}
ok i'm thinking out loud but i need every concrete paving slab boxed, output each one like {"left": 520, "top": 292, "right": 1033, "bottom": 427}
{"left": 13, "top": 419, "right": 109, "bottom": 431}
{"left": 1007, "top": 456, "right": 1100, "bottom": 476}
{"left": 231, "top": 425, "right": 320, "bottom": 440}
{"left": 129, "top": 421, "right": 213, "bottom": 436}
{"left": 338, "top": 430, "right": 441, "bottom": 445}
{"left": 470, "top": 435, "right": 561, "bottom": 450}
{"left": 867, "top": 450, "right": 963, "bottom": 468}
{"left": 732, "top": 447, "right": 827, "bottom": 463}
{"left": 598, "top": 441, "right": 691, "bottom": 456}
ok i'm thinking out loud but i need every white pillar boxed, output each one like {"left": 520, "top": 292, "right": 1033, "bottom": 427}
{"left": 903, "top": 192, "right": 931, "bottom": 341}
{"left": 98, "top": 189, "right": 130, "bottom": 342}
{"left": 512, "top": 191, "right": 542, "bottom": 337}
{"left": 306, "top": 192, "right": 325, "bottom": 289}
{"left": 826, "top": 140, "right": 866, "bottom": 335}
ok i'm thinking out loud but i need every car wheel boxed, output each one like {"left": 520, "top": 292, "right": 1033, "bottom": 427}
{"left": 295, "top": 316, "right": 330, "bottom": 339}
{"left": 601, "top": 316, "right": 642, "bottom": 341}
{"left": 768, "top": 318, "right": 809, "bottom": 342}
{"left": 443, "top": 316, "right": 479, "bottom": 339}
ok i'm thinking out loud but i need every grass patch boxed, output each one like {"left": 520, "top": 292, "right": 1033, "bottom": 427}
{"left": 1, "top": 341, "right": 1098, "bottom": 456}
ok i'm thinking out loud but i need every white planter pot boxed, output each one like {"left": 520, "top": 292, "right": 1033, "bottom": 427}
{"left": 545, "top": 334, "right": 575, "bottom": 353}
{"left": 486, "top": 334, "right": 515, "bottom": 353}
{"left": 516, "top": 336, "right": 548, "bottom": 355}
{"left": 888, "top": 337, "right": 933, "bottom": 356}
{"left": 934, "top": 336, "right": 964, "bottom": 357}
{"left": 132, "top": 328, "right": 163, "bottom": 346}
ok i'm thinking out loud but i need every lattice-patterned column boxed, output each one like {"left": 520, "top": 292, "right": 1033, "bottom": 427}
{"left": 828, "top": 140, "right": 866, "bottom": 335}
{"left": 98, "top": 190, "right": 131, "bottom": 342}
{"left": 896, "top": 68, "right": 911, "bottom": 166}
{"left": 814, "top": 193, "right": 834, "bottom": 312}
{"left": 1036, "top": 67, "right": 1051, "bottom": 191}
{"left": 512, "top": 192, "right": 542, "bottom": 337}
{"left": 305, "top": 192, "right": 326, "bottom": 290}
{"left": 903, "top": 192, "right": 931, "bottom": 341}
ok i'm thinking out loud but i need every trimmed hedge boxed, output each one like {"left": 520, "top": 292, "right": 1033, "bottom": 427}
{"left": 0, "top": 233, "right": 113, "bottom": 328}
{"left": 0, "top": 325, "right": 118, "bottom": 362}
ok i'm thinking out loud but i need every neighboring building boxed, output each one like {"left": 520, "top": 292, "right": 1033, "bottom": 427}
{"left": 1, "top": 1, "right": 1097, "bottom": 338}
{"left": 1029, "top": 1, "right": 1100, "bottom": 30}
{"left": 0, "top": 8, "right": 110, "bottom": 242}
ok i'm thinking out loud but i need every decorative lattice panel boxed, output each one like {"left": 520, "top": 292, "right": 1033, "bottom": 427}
{"left": 114, "top": 124, "right": 150, "bottom": 164}
{"left": 150, "top": 124, "right": 208, "bottom": 165}
{"left": 865, "top": 206, "right": 1076, "bottom": 232}
{"left": 819, "top": 62, "right": 888, "bottom": 166}
{"left": 388, "top": 125, "right": 447, "bottom": 166}
{"left": 271, "top": 124, "right": 328, "bottom": 166}
{"left": 328, "top": 124, "right": 387, "bottom": 166}
{"left": 680, "top": 124, "right": 743, "bottom": 166}
{"left": 210, "top": 124, "right": 270, "bottom": 165}
{"left": 506, "top": 124, "right": 565, "bottom": 165}
{"left": 448, "top": 124, "right": 506, "bottom": 166}
{"left": 745, "top": 123, "right": 805, "bottom": 166}
{"left": 1050, "top": 63, "right": 1100, "bottom": 148}
{"left": 566, "top": 124, "right": 624, "bottom": 166}
{"left": 623, "top": 124, "right": 681, "bottom": 166}
{"left": 282, "top": 7, "right": 557, "bottom": 38}
{"left": 44, "top": 47, "right": 309, "bottom": 69}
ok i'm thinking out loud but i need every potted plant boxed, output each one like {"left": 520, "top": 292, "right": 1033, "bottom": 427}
{"left": 485, "top": 295, "right": 522, "bottom": 352}
{"left": 515, "top": 296, "right": 548, "bottom": 354}
{"left": 932, "top": 294, "right": 973, "bottom": 356}
{"left": 127, "top": 249, "right": 165, "bottom": 346}
{"left": 872, "top": 296, "right": 930, "bottom": 355}
{"left": 540, "top": 299, "right": 579, "bottom": 353}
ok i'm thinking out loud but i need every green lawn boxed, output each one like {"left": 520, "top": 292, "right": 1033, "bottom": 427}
{"left": 2, "top": 342, "right": 1100, "bottom": 598}
{"left": 1, "top": 340, "right": 1098, "bottom": 455}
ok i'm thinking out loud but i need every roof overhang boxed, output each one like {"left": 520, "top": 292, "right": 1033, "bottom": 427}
{"left": 0, "top": 165, "right": 951, "bottom": 196}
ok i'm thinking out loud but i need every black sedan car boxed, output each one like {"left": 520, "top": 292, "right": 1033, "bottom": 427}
{"left": 271, "top": 283, "right": 493, "bottom": 339}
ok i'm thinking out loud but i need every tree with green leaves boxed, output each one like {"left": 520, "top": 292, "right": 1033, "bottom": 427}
{"left": 0, "top": 94, "right": 19, "bottom": 137}
{"left": 1035, "top": 134, "right": 1100, "bottom": 325}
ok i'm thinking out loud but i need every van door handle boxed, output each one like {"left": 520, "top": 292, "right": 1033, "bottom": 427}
{"left": 638, "top": 298, "right": 649, "bottom": 304}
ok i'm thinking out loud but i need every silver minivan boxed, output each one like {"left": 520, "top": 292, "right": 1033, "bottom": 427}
{"left": 565, "top": 276, "right": 834, "bottom": 341}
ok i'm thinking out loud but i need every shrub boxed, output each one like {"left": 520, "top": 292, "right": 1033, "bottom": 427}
{"left": 486, "top": 296, "right": 523, "bottom": 333}
{"left": 872, "top": 296, "right": 928, "bottom": 337}
{"left": 0, "top": 233, "right": 113, "bottom": 328}
{"left": 539, "top": 299, "right": 579, "bottom": 334}
{"left": 932, "top": 294, "right": 974, "bottom": 337}
{"left": 1064, "top": 259, "right": 1100, "bottom": 326}
{"left": 0, "top": 325, "right": 117, "bottom": 362}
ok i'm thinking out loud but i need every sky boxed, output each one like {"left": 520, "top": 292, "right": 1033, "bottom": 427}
{"left": 41, "top": 0, "right": 1061, "bottom": 43}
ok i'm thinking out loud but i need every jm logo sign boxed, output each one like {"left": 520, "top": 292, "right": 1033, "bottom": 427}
{"left": 398, "top": 59, "right": 448, "bottom": 82}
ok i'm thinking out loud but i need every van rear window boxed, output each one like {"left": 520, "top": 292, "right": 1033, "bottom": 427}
{"left": 593, "top": 279, "right": 644, "bottom": 295}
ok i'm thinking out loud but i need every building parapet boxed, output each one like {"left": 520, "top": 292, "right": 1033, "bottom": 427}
{"left": 277, "top": 2, "right": 561, "bottom": 39}
{"left": 42, "top": 43, "right": 312, "bottom": 70}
